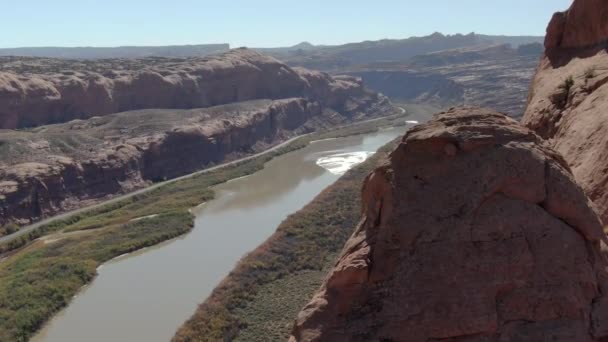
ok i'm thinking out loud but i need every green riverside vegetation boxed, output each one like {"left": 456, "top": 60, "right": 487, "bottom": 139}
{"left": 0, "top": 112, "right": 407, "bottom": 342}
{"left": 173, "top": 138, "right": 400, "bottom": 342}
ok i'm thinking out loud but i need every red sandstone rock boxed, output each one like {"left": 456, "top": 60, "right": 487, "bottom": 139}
{"left": 544, "top": 0, "right": 608, "bottom": 50}
{"left": 523, "top": 0, "right": 608, "bottom": 223}
{"left": 290, "top": 107, "right": 608, "bottom": 342}
{"left": 0, "top": 48, "right": 387, "bottom": 129}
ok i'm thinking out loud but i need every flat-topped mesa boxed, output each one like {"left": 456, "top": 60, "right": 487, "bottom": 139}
{"left": 290, "top": 107, "right": 608, "bottom": 342}
{"left": 523, "top": 0, "right": 608, "bottom": 223}
{"left": 0, "top": 48, "right": 389, "bottom": 129}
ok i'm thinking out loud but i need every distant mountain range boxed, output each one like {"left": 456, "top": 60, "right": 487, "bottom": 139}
{"left": 0, "top": 33, "right": 542, "bottom": 61}
{"left": 259, "top": 33, "right": 544, "bottom": 71}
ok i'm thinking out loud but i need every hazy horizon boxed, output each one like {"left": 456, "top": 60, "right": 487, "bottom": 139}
{"left": 0, "top": 32, "right": 545, "bottom": 50}
{"left": 2, "top": 0, "right": 571, "bottom": 49}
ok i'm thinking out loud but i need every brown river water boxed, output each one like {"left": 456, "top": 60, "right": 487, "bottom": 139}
{"left": 31, "top": 125, "right": 416, "bottom": 342}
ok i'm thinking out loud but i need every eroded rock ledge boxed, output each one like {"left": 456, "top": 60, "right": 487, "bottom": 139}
{"left": 290, "top": 107, "right": 608, "bottom": 342}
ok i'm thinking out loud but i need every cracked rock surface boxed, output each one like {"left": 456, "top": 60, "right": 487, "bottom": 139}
{"left": 290, "top": 107, "right": 608, "bottom": 342}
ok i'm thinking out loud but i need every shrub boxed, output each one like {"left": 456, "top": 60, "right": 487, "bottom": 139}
{"left": 585, "top": 67, "right": 596, "bottom": 80}
{"left": 559, "top": 75, "right": 575, "bottom": 92}
{"left": 1, "top": 223, "right": 19, "bottom": 236}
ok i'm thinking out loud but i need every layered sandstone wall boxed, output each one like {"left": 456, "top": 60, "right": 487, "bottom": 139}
{"left": 0, "top": 48, "right": 385, "bottom": 129}
{"left": 0, "top": 48, "right": 393, "bottom": 225}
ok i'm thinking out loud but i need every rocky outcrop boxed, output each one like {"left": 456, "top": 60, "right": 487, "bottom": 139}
{"left": 544, "top": 0, "right": 608, "bottom": 50}
{"left": 522, "top": 0, "right": 608, "bottom": 223}
{"left": 290, "top": 107, "right": 608, "bottom": 341}
{"left": 0, "top": 48, "right": 387, "bottom": 128}
{"left": 0, "top": 95, "right": 391, "bottom": 225}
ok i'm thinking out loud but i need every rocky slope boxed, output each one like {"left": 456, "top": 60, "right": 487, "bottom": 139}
{"left": 0, "top": 48, "right": 384, "bottom": 129}
{"left": 290, "top": 107, "right": 608, "bottom": 341}
{"left": 522, "top": 0, "right": 608, "bottom": 223}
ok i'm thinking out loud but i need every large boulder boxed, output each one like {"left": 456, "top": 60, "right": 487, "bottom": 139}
{"left": 290, "top": 107, "right": 608, "bottom": 341}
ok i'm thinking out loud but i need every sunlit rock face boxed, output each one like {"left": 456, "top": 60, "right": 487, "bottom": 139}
{"left": 523, "top": 0, "right": 608, "bottom": 223}
{"left": 290, "top": 107, "right": 608, "bottom": 342}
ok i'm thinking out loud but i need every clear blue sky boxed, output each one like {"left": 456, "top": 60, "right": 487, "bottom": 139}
{"left": 2, "top": 0, "right": 573, "bottom": 48}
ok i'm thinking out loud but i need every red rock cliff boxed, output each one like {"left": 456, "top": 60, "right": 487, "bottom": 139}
{"left": 0, "top": 48, "right": 386, "bottom": 129}
{"left": 0, "top": 48, "right": 393, "bottom": 225}
{"left": 290, "top": 107, "right": 608, "bottom": 341}
{"left": 522, "top": 0, "right": 608, "bottom": 223}
{"left": 544, "top": 0, "right": 608, "bottom": 50}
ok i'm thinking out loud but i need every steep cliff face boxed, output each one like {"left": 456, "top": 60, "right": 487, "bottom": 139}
{"left": 291, "top": 107, "right": 608, "bottom": 341}
{"left": 522, "top": 0, "right": 608, "bottom": 223}
{"left": 0, "top": 97, "right": 387, "bottom": 225}
{"left": 0, "top": 48, "right": 386, "bottom": 129}
{"left": 544, "top": 0, "right": 608, "bottom": 50}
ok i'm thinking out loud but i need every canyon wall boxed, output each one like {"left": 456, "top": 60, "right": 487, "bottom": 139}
{"left": 0, "top": 49, "right": 393, "bottom": 225}
{"left": 291, "top": 107, "right": 608, "bottom": 341}
{"left": 0, "top": 48, "right": 384, "bottom": 129}
{"left": 1, "top": 98, "right": 376, "bottom": 225}
{"left": 522, "top": 0, "right": 608, "bottom": 223}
